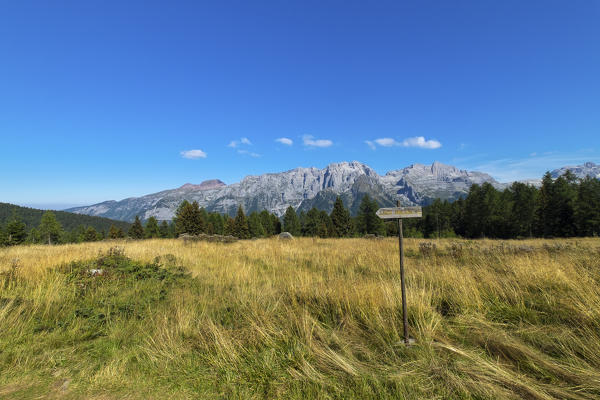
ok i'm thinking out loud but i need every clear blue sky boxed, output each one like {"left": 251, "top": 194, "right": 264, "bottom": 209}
{"left": 1, "top": 1, "right": 598, "bottom": 209}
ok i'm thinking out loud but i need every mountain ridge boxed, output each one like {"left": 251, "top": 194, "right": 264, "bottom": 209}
{"left": 66, "top": 161, "right": 598, "bottom": 222}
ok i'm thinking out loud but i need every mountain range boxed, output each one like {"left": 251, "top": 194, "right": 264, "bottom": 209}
{"left": 66, "top": 161, "right": 600, "bottom": 222}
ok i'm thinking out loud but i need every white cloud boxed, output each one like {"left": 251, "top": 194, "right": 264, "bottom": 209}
{"left": 374, "top": 138, "right": 399, "bottom": 147}
{"left": 365, "top": 140, "right": 376, "bottom": 150}
{"left": 303, "top": 135, "right": 333, "bottom": 148}
{"left": 228, "top": 137, "right": 252, "bottom": 148}
{"left": 275, "top": 137, "right": 293, "bottom": 146}
{"left": 237, "top": 149, "right": 261, "bottom": 158}
{"left": 180, "top": 149, "right": 207, "bottom": 159}
{"left": 401, "top": 136, "right": 442, "bottom": 149}
{"left": 371, "top": 136, "right": 441, "bottom": 149}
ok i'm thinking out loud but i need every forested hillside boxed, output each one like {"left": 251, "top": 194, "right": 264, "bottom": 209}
{"left": 0, "top": 203, "right": 131, "bottom": 233}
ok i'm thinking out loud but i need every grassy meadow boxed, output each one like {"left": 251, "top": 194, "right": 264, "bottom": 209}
{"left": 1, "top": 237, "right": 600, "bottom": 399}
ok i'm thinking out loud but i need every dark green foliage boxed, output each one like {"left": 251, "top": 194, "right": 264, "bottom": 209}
{"left": 356, "top": 195, "right": 385, "bottom": 235}
{"left": 5, "top": 214, "right": 27, "bottom": 245}
{"left": 109, "top": 224, "right": 125, "bottom": 239}
{"left": 330, "top": 196, "right": 353, "bottom": 237}
{"left": 174, "top": 200, "right": 204, "bottom": 236}
{"left": 144, "top": 217, "right": 160, "bottom": 238}
{"left": 575, "top": 176, "right": 600, "bottom": 236}
{"left": 0, "top": 202, "right": 131, "bottom": 234}
{"left": 159, "top": 221, "right": 171, "bottom": 238}
{"left": 224, "top": 216, "right": 236, "bottom": 236}
{"left": 128, "top": 216, "right": 145, "bottom": 239}
{"left": 283, "top": 206, "right": 301, "bottom": 236}
{"left": 83, "top": 226, "right": 99, "bottom": 242}
{"left": 248, "top": 212, "right": 266, "bottom": 237}
{"left": 233, "top": 206, "right": 250, "bottom": 239}
{"left": 38, "top": 211, "right": 63, "bottom": 245}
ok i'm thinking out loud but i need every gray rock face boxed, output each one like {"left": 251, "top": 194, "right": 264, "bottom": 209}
{"left": 550, "top": 162, "right": 600, "bottom": 180}
{"left": 65, "top": 161, "right": 505, "bottom": 222}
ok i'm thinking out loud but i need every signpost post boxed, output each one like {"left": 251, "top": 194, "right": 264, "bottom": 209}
{"left": 376, "top": 201, "right": 422, "bottom": 345}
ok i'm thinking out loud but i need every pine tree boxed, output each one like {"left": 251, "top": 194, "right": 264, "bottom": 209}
{"left": 302, "top": 208, "right": 320, "bottom": 236}
{"left": 109, "top": 224, "right": 124, "bottom": 239}
{"left": 248, "top": 212, "right": 266, "bottom": 237}
{"left": 283, "top": 206, "right": 301, "bottom": 236}
{"left": 509, "top": 182, "right": 538, "bottom": 237}
{"left": 259, "top": 210, "right": 273, "bottom": 236}
{"left": 330, "top": 196, "right": 352, "bottom": 237}
{"left": 208, "top": 213, "right": 224, "bottom": 235}
{"left": 233, "top": 206, "right": 250, "bottom": 239}
{"left": 574, "top": 176, "right": 600, "bottom": 236}
{"left": 224, "top": 216, "right": 236, "bottom": 236}
{"left": 357, "top": 195, "right": 384, "bottom": 235}
{"left": 39, "top": 211, "right": 63, "bottom": 245}
{"left": 129, "top": 216, "right": 144, "bottom": 239}
{"left": 174, "top": 200, "right": 203, "bottom": 236}
{"left": 270, "top": 213, "right": 282, "bottom": 235}
{"left": 159, "top": 220, "right": 170, "bottom": 238}
{"left": 144, "top": 216, "right": 160, "bottom": 238}
{"left": 83, "top": 226, "right": 98, "bottom": 242}
{"left": 5, "top": 214, "right": 27, "bottom": 245}
{"left": 0, "top": 225, "right": 7, "bottom": 246}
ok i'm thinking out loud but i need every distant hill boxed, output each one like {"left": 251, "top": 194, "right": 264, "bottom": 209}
{"left": 0, "top": 203, "right": 131, "bottom": 233}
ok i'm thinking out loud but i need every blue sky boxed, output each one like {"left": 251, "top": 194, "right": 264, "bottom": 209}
{"left": 1, "top": 1, "right": 598, "bottom": 209}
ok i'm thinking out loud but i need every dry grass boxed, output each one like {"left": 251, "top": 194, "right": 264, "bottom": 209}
{"left": 1, "top": 237, "right": 600, "bottom": 399}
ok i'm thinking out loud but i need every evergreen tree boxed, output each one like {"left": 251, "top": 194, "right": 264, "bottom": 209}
{"left": 39, "top": 211, "right": 63, "bottom": 245}
{"left": 159, "top": 220, "right": 170, "bottom": 238}
{"left": 129, "top": 216, "right": 144, "bottom": 239}
{"left": 509, "top": 182, "right": 538, "bottom": 237}
{"left": 259, "top": 210, "right": 273, "bottom": 236}
{"left": 83, "top": 226, "right": 98, "bottom": 242}
{"left": 233, "top": 206, "right": 251, "bottom": 239}
{"left": 357, "top": 195, "right": 385, "bottom": 235}
{"left": 0, "top": 225, "right": 7, "bottom": 246}
{"left": 283, "top": 206, "right": 301, "bottom": 235}
{"left": 271, "top": 213, "right": 282, "bottom": 235}
{"left": 109, "top": 224, "right": 124, "bottom": 239}
{"left": 208, "top": 213, "right": 224, "bottom": 235}
{"left": 574, "top": 176, "right": 600, "bottom": 236}
{"left": 174, "top": 200, "right": 204, "bottom": 236}
{"left": 5, "top": 214, "right": 27, "bottom": 245}
{"left": 318, "top": 210, "right": 334, "bottom": 237}
{"left": 248, "top": 211, "right": 266, "bottom": 237}
{"left": 224, "top": 216, "right": 236, "bottom": 236}
{"left": 144, "top": 216, "right": 160, "bottom": 238}
{"left": 302, "top": 208, "right": 321, "bottom": 236}
{"left": 330, "top": 196, "right": 352, "bottom": 237}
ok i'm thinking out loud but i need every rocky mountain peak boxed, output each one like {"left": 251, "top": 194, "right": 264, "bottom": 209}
{"left": 179, "top": 180, "right": 226, "bottom": 191}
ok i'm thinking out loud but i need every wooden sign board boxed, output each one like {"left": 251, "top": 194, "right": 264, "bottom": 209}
{"left": 376, "top": 206, "right": 422, "bottom": 219}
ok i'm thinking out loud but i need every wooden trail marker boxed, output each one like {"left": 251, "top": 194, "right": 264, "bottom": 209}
{"left": 377, "top": 202, "right": 422, "bottom": 345}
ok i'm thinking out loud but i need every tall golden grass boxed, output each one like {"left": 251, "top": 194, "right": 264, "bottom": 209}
{"left": 1, "top": 237, "right": 600, "bottom": 399}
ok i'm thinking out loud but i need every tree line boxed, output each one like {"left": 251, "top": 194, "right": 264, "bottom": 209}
{"left": 2, "top": 171, "right": 599, "bottom": 246}
{"left": 410, "top": 171, "right": 600, "bottom": 239}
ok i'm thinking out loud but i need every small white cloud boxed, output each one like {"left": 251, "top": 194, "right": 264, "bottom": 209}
{"left": 530, "top": 152, "right": 537, "bottom": 157}
{"left": 237, "top": 149, "right": 261, "bottom": 158}
{"left": 180, "top": 149, "right": 207, "bottom": 159}
{"left": 374, "top": 138, "right": 399, "bottom": 147}
{"left": 275, "top": 137, "right": 293, "bottom": 146}
{"left": 303, "top": 135, "right": 333, "bottom": 148}
{"left": 370, "top": 136, "right": 441, "bottom": 149}
{"left": 228, "top": 137, "right": 252, "bottom": 148}
{"left": 402, "top": 136, "right": 441, "bottom": 149}
{"left": 365, "top": 140, "right": 376, "bottom": 150}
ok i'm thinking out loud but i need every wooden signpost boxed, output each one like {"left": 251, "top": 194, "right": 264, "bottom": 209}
{"left": 377, "top": 201, "right": 422, "bottom": 345}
